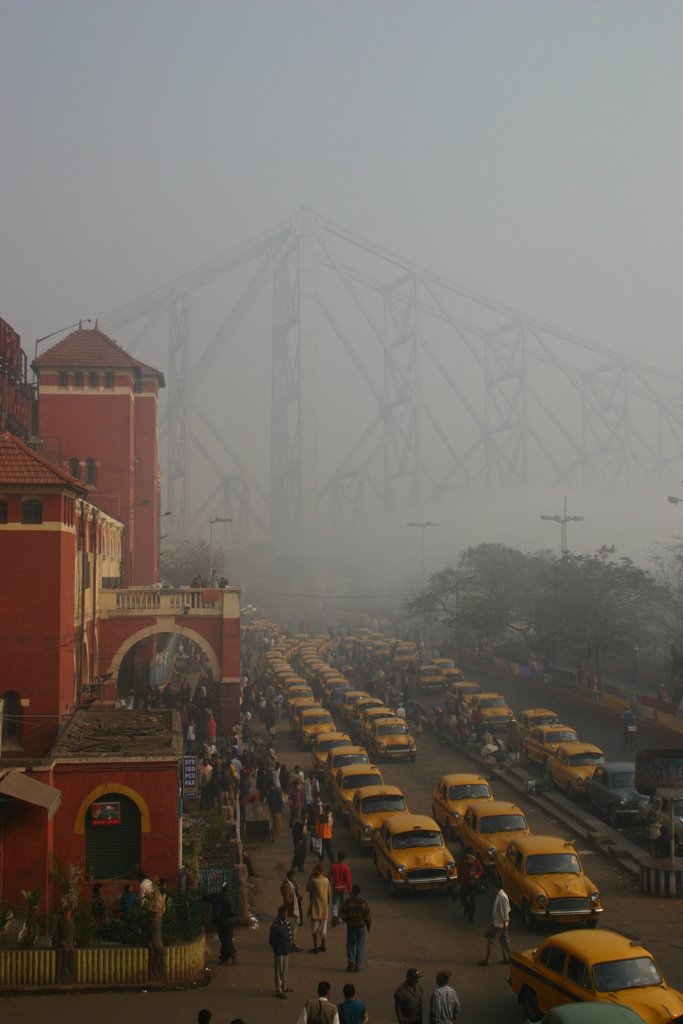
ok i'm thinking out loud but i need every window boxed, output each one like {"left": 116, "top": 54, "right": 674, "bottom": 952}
{"left": 1, "top": 691, "right": 22, "bottom": 746}
{"left": 104, "top": 372, "right": 114, "bottom": 388}
{"left": 567, "top": 956, "right": 591, "bottom": 990}
{"left": 134, "top": 379, "right": 142, "bottom": 393}
{"left": 69, "top": 458, "right": 80, "bottom": 479}
{"left": 89, "top": 372, "right": 99, "bottom": 387}
{"left": 74, "top": 372, "right": 83, "bottom": 387}
{"left": 0, "top": 498, "right": 7, "bottom": 524}
{"left": 58, "top": 371, "right": 68, "bottom": 387}
{"left": 539, "top": 945, "right": 566, "bottom": 975}
{"left": 22, "top": 498, "right": 43, "bottom": 524}
{"left": 85, "top": 458, "right": 96, "bottom": 485}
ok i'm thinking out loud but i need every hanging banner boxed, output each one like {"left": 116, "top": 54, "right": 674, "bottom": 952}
{"left": 182, "top": 755, "right": 198, "bottom": 798}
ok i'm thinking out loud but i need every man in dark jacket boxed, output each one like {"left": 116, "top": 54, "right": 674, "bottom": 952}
{"left": 269, "top": 904, "right": 293, "bottom": 1000}
{"left": 203, "top": 882, "right": 238, "bottom": 964}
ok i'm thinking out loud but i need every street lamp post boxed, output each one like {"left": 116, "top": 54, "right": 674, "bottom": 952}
{"left": 209, "top": 516, "right": 232, "bottom": 576}
{"left": 407, "top": 521, "right": 439, "bottom": 587}
{"left": 540, "top": 495, "right": 584, "bottom": 555}
{"left": 33, "top": 319, "right": 92, "bottom": 371}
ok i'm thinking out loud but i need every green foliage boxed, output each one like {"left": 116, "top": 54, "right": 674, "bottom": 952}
{"left": 160, "top": 538, "right": 221, "bottom": 586}
{"left": 407, "top": 541, "right": 661, "bottom": 681}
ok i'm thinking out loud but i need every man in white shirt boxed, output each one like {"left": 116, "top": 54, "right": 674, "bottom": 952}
{"left": 478, "top": 879, "right": 510, "bottom": 966}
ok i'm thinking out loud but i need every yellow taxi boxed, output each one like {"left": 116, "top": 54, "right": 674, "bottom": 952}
{"left": 445, "top": 681, "right": 482, "bottom": 712}
{"left": 372, "top": 814, "right": 458, "bottom": 895}
{"left": 516, "top": 708, "right": 560, "bottom": 740}
{"left": 359, "top": 704, "right": 392, "bottom": 729}
{"left": 548, "top": 743, "right": 605, "bottom": 800}
{"left": 287, "top": 693, "right": 319, "bottom": 721}
{"left": 310, "top": 731, "right": 352, "bottom": 773}
{"left": 467, "top": 692, "right": 515, "bottom": 731}
{"left": 347, "top": 784, "right": 409, "bottom": 847}
{"left": 509, "top": 929, "right": 683, "bottom": 1024}
{"left": 324, "top": 746, "right": 370, "bottom": 788}
{"left": 297, "top": 707, "right": 336, "bottom": 748}
{"left": 393, "top": 644, "right": 419, "bottom": 667}
{"left": 497, "top": 834, "right": 603, "bottom": 928}
{"left": 365, "top": 717, "right": 417, "bottom": 762}
{"left": 442, "top": 666, "right": 464, "bottom": 683}
{"left": 339, "top": 690, "right": 372, "bottom": 723}
{"left": 456, "top": 799, "right": 531, "bottom": 870}
{"left": 524, "top": 724, "right": 579, "bottom": 767}
{"left": 352, "top": 696, "right": 386, "bottom": 721}
{"left": 416, "top": 664, "right": 446, "bottom": 693}
{"left": 431, "top": 773, "right": 493, "bottom": 839}
{"left": 329, "top": 763, "right": 384, "bottom": 821}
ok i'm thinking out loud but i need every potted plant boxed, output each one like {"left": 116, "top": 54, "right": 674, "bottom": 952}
{"left": 19, "top": 889, "right": 41, "bottom": 948}
{"left": 50, "top": 856, "right": 82, "bottom": 950}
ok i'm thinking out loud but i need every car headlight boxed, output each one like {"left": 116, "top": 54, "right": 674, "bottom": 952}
{"left": 536, "top": 894, "right": 547, "bottom": 907}
{"left": 446, "top": 861, "right": 456, "bottom": 871}
{"left": 575, "top": 773, "right": 582, "bottom": 781}
{"left": 618, "top": 797, "right": 627, "bottom": 806}
{"left": 363, "top": 825, "right": 373, "bottom": 835}
{"left": 487, "top": 846, "right": 497, "bottom": 859}
{"left": 397, "top": 864, "right": 407, "bottom": 874}
{"left": 590, "top": 890, "right": 600, "bottom": 903}
{"left": 453, "top": 810, "right": 461, "bottom": 821}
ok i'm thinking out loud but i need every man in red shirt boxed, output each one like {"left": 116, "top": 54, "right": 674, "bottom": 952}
{"left": 328, "top": 851, "right": 353, "bottom": 924}
{"left": 457, "top": 846, "right": 484, "bottom": 924}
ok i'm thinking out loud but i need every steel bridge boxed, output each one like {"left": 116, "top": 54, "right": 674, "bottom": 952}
{"left": 101, "top": 206, "right": 683, "bottom": 551}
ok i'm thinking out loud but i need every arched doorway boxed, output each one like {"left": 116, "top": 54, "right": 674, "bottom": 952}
{"left": 85, "top": 792, "right": 141, "bottom": 878}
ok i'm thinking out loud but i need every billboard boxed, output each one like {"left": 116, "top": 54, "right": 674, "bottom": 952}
{"left": 635, "top": 749, "right": 683, "bottom": 796}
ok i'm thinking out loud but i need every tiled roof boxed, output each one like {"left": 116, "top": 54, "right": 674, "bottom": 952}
{"left": 0, "top": 432, "right": 87, "bottom": 491}
{"left": 35, "top": 325, "right": 163, "bottom": 380}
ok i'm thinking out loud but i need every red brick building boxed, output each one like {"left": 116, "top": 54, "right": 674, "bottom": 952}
{"left": 34, "top": 323, "right": 164, "bottom": 586}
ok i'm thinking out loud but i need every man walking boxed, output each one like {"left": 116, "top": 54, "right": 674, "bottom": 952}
{"left": 297, "top": 980, "right": 340, "bottom": 1024}
{"left": 456, "top": 847, "right": 484, "bottom": 923}
{"left": 478, "top": 878, "right": 511, "bottom": 965}
{"left": 280, "top": 869, "right": 303, "bottom": 951}
{"left": 306, "top": 863, "right": 331, "bottom": 953}
{"left": 203, "top": 882, "right": 238, "bottom": 964}
{"left": 268, "top": 782, "right": 284, "bottom": 840}
{"left": 394, "top": 967, "right": 424, "bottom": 1024}
{"left": 268, "top": 904, "right": 294, "bottom": 1000}
{"left": 338, "top": 982, "right": 368, "bottom": 1024}
{"left": 329, "top": 851, "right": 353, "bottom": 923}
{"left": 429, "top": 970, "right": 460, "bottom": 1023}
{"left": 340, "top": 884, "right": 371, "bottom": 972}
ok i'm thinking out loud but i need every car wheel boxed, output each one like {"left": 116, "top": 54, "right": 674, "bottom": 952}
{"left": 522, "top": 900, "right": 534, "bottom": 929}
{"left": 565, "top": 783, "right": 574, "bottom": 801}
{"left": 585, "top": 918, "right": 599, "bottom": 929}
{"left": 521, "top": 986, "right": 542, "bottom": 1023}
{"left": 608, "top": 805, "right": 619, "bottom": 827}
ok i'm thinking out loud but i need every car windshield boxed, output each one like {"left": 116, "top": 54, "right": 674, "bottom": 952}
{"left": 342, "top": 773, "right": 382, "bottom": 789}
{"left": 592, "top": 956, "right": 662, "bottom": 992}
{"left": 393, "top": 830, "right": 443, "bottom": 849}
{"left": 377, "top": 723, "right": 409, "bottom": 735}
{"left": 569, "top": 752, "right": 604, "bottom": 766}
{"left": 525, "top": 853, "right": 580, "bottom": 875}
{"left": 448, "top": 783, "right": 490, "bottom": 801}
{"left": 548, "top": 730, "right": 577, "bottom": 743}
{"left": 362, "top": 796, "right": 406, "bottom": 814}
{"left": 304, "top": 714, "right": 332, "bottom": 725}
{"left": 479, "top": 697, "right": 506, "bottom": 708}
{"left": 529, "top": 715, "right": 557, "bottom": 726}
{"left": 457, "top": 685, "right": 480, "bottom": 694}
{"left": 318, "top": 738, "right": 346, "bottom": 751}
{"left": 480, "top": 814, "right": 527, "bottom": 834}
{"left": 333, "top": 754, "right": 368, "bottom": 768}
{"left": 609, "top": 772, "right": 636, "bottom": 788}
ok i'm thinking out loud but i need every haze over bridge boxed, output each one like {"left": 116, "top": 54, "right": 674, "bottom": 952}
{"left": 101, "top": 207, "right": 683, "bottom": 553}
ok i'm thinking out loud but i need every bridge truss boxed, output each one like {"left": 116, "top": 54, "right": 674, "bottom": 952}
{"left": 101, "top": 207, "right": 683, "bottom": 550}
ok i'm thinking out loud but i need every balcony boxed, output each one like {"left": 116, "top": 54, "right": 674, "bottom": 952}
{"left": 99, "top": 586, "right": 239, "bottom": 618}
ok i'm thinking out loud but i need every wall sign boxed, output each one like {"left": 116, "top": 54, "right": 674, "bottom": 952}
{"left": 91, "top": 801, "right": 121, "bottom": 826}
{"left": 182, "top": 755, "right": 198, "bottom": 798}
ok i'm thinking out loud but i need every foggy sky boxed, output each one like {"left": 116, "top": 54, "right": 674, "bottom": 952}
{"left": 2, "top": 0, "right": 683, "bottom": 585}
